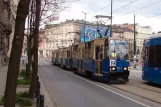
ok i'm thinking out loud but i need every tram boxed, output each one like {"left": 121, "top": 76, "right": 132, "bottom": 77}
{"left": 142, "top": 34, "right": 161, "bottom": 84}
{"left": 52, "top": 37, "right": 130, "bottom": 82}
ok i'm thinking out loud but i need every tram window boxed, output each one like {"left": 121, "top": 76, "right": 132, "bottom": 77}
{"left": 148, "top": 46, "right": 161, "bottom": 66}
{"left": 95, "top": 47, "right": 100, "bottom": 60}
{"left": 144, "top": 47, "right": 148, "bottom": 60}
{"left": 154, "top": 46, "right": 161, "bottom": 62}
{"left": 100, "top": 53, "right": 103, "bottom": 60}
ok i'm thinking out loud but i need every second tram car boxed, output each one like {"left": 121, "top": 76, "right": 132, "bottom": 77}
{"left": 142, "top": 34, "right": 161, "bottom": 85}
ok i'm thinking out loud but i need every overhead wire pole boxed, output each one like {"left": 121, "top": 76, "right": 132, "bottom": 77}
{"left": 110, "top": 0, "right": 113, "bottom": 37}
{"left": 82, "top": 12, "right": 87, "bottom": 42}
{"left": 82, "top": 11, "right": 90, "bottom": 42}
{"left": 134, "top": 14, "right": 136, "bottom": 60}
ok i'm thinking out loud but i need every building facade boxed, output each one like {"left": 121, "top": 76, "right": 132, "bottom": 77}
{"left": 112, "top": 25, "right": 134, "bottom": 60}
{"left": 115, "top": 23, "right": 153, "bottom": 60}
{"left": 8, "top": 0, "right": 18, "bottom": 57}
{"left": 0, "top": 0, "right": 12, "bottom": 66}
{"left": 38, "top": 20, "right": 82, "bottom": 57}
{"left": 39, "top": 20, "right": 138, "bottom": 59}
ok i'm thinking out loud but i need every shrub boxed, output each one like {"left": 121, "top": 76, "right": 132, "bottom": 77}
{"left": 19, "top": 70, "right": 26, "bottom": 77}
{"left": 19, "top": 69, "right": 32, "bottom": 79}
{"left": 17, "top": 91, "right": 29, "bottom": 98}
{"left": 0, "top": 93, "right": 32, "bottom": 106}
{"left": 16, "top": 98, "right": 32, "bottom": 106}
{"left": 0, "top": 96, "right": 4, "bottom": 105}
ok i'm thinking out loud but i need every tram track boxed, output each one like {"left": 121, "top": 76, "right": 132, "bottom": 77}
{"left": 109, "top": 79, "right": 161, "bottom": 105}
{"left": 128, "top": 79, "right": 161, "bottom": 94}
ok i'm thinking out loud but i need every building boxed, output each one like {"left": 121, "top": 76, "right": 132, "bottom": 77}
{"left": 115, "top": 23, "right": 153, "bottom": 60}
{"left": 8, "top": 0, "right": 18, "bottom": 57}
{"left": 38, "top": 29, "right": 46, "bottom": 57}
{"left": 112, "top": 25, "right": 134, "bottom": 60}
{"left": 38, "top": 20, "right": 82, "bottom": 57}
{"left": 0, "top": 0, "right": 12, "bottom": 66}
{"left": 39, "top": 20, "right": 138, "bottom": 58}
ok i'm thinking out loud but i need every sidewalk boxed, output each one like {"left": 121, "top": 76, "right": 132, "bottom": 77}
{"left": 39, "top": 74, "right": 56, "bottom": 107}
{"left": 0, "top": 64, "right": 54, "bottom": 107}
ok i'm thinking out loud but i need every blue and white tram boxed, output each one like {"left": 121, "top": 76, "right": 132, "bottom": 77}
{"left": 142, "top": 34, "right": 161, "bottom": 84}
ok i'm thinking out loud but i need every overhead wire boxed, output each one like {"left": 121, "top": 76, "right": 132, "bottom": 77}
{"left": 123, "top": 0, "right": 161, "bottom": 16}
{"left": 111, "top": 0, "right": 139, "bottom": 14}
{"left": 149, "top": 12, "right": 161, "bottom": 18}
{"left": 93, "top": 0, "right": 119, "bottom": 13}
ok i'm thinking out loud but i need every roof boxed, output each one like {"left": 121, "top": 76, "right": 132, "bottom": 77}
{"left": 146, "top": 34, "right": 161, "bottom": 39}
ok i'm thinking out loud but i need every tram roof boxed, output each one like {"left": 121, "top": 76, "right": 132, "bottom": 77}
{"left": 146, "top": 34, "right": 161, "bottom": 39}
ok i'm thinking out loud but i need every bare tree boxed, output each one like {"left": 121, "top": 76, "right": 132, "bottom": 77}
{"left": 4, "top": 0, "right": 31, "bottom": 106}
{"left": 28, "top": 0, "right": 41, "bottom": 98}
{"left": 40, "top": 0, "right": 69, "bottom": 26}
{"left": 28, "top": 0, "right": 72, "bottom": 98}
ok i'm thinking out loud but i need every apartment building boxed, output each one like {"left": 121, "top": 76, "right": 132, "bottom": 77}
{"left": 112, "top": 25, "right": 134, "bottom": 60}
{"left": 115, "top": 23, "right": 153, "bottom": 60}
{"left": 38, "top": 20, "right": 82, "bottom": 57}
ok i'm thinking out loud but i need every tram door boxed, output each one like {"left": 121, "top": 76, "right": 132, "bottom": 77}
{"left": 95, "top": 45, "right": 103, "bottom": 75}
{"left": 78, "top": 48, "right": 82, "bottom": 72}
{"left": 67, "top": 50, "right": 70, "bottom": 66}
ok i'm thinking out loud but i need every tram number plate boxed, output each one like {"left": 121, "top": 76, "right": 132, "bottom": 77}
{"left": 110, "top": 60, "right": 116, "bottom": 66}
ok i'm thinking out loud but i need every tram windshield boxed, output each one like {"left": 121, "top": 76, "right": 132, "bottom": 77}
{"left": 109, "top": 40, "right": 129, "bottom": 60}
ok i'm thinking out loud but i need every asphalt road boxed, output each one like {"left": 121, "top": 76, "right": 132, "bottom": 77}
{"left": 39, "top": 58, "right": 153, "bottom": 107}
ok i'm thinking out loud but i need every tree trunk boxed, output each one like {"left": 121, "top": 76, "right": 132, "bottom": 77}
{"left": 29, "top": 0, "right": 41, "bottom": 98}
{"left": 4, "top": 0, "right": 31, "bottom": 106}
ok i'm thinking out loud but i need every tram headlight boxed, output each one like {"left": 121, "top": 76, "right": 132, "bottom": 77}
{"left": 110, "top": 67, "right": 116, "bottom": 71}
{"left": 124, "top": 67, "right": 127, "bottom": 71}
{"left": 112, "top": 67, "right": 115, "bottom": 70}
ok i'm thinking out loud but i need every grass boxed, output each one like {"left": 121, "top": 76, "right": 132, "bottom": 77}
{"left": 17, "top": 78, "right": 31, "bottom": 85}
{"left": 0, "top": 92, "right": 32, "bottom": 106}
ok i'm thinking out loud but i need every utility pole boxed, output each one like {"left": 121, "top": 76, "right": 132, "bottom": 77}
{"left": 134, "top": 14, "right": 136, "bottom": 60}
{"left": 110, "top": 0, "right": 113, "bottom": 37}
{"left": 82, "top": 11, "right": 87, "bottom": 42}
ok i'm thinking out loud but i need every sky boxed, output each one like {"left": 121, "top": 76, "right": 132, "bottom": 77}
{"left": 58, "top": 0, "right": 161, "bottom": 32}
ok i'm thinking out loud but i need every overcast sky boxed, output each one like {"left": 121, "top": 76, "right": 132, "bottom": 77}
{"left": 58, "top": 0, "right": 161, "bottom": 32}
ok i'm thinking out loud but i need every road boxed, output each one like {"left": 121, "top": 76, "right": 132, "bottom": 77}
{"left": 129, "top": 69, "right": 142, "bottom": 81}
{"left": 39, "top": 58, "right": 159, "bottom": 107}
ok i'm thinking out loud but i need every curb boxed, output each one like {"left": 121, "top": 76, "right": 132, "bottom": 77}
{"left": 39, "top": 73, "right": 58, "bottom": 107}
{"left": 110, "top": 85, "right": 161, "bottom": 105}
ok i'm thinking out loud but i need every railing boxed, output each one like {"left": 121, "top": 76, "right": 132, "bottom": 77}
{"left": 35, "top": 76, "right": 45, "bottom": 107}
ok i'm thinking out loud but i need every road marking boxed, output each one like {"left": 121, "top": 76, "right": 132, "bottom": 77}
{"left": 54, "top": 66, "right": 150, "bottom": 107}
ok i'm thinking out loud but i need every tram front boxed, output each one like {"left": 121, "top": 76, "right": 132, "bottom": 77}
{"left": 108, "top": 38, "right": 130, "bottom": 82}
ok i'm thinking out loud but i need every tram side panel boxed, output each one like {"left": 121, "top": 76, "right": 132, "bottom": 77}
{"left": 142, "top": 37, "right": 161, "bottom": 85}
